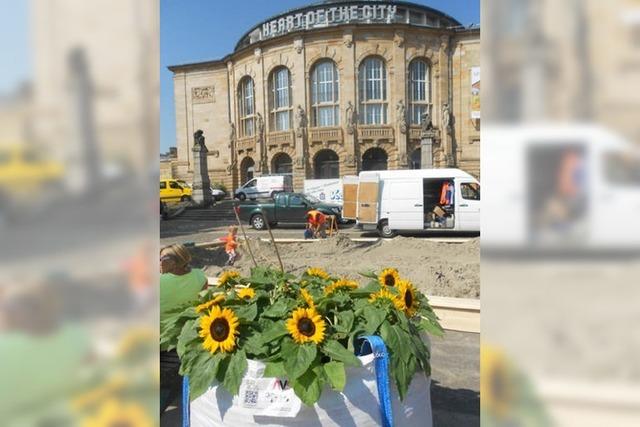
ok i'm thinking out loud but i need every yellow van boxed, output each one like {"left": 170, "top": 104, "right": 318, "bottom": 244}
{"left": 160, "top": 179, "right": 192, "bottom": 202}
{"left": 0, "top": 145, "right": 64, "bottom": 195}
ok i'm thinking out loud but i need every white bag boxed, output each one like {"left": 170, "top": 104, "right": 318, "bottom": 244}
{"left": 189, "top": 353, "right": 432, "bottom": 427}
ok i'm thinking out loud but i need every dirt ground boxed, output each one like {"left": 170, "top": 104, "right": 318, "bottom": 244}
{"left": 190, "top": 235, "right": 480, "bottom": 298}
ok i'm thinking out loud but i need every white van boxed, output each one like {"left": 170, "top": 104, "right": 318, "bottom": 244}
{"left": 343, "top": 168, "right": 480, "bottom": 238}
{"left": 234, "top": 175, "right": 293, "bottom": 201}
{"left": 483, "top": 125, "right": 640, "bottom": 252}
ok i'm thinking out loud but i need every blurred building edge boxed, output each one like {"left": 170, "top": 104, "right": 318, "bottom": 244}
{"left": 484, "top": 0, "right": 640, "bottom": 143}
{"left": 28, "top": 0, "right": 159, "bottom": 194}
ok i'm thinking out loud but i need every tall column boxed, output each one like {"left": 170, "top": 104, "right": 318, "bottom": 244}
{"left": 293, "top": 36, "right": 308, "bottom": 188}
{"left": 341, "top": 28, "right": 358, "bottom": 175}
{"left": 392, "top": 30, "right": 408, "bottom": 169}
{"left": 437, "top": 35, "right": 452, "bottom": 167}
{"left": 192, "top": 130, "right": 213, "bottom": 207}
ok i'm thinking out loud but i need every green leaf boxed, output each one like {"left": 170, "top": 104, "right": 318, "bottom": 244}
{"left": 391, "top": 352, "right": 417, "bottom": 401}
{"left": 243, "top": 332, "right": 267, "bottom": 357}
{"left": 264, "top": 361, "right": 286, "bottom": 378}
{"left": 419, "top": 317, "right": 445, "bottom": 337}
{"left": 293, "top": 367, "right": 323, "bottom": 406}
{"left": 323, "top": 361, "right": 346, "bottom": 391}
{"left": 362, "top": 306, "right": 386, "bottom": 335}
{"left": 189, "top": 353, "right": 223, "bottom": 401}
{"left": 358, "top": 270, "right": 379, "bottom": 279}
{"left": 335, "top": 311, "right": 354, "bottom": 334}
{"left": 260, "top": 321, "right": 289, "bottom": 344}
{"left": 177, "top": 319, "right": 199, "bottom": 358}
{"left": 379, "top": 322, "right": 411, "bottom": 363}
{"left": 222, "top": 349, "right": 248, "bottom": 396}
{"left": 215, "top": 354, "right": 231, "bottom": 383}
{"left": 234, "top": 303, "right": 258, "bottom": 321}
{"left": 284, "top": 344, "right": 317, "bottom": 380}
{"left": 262, "top": 299, "right": 290, "bottom": 318}
{"left": 322, "top": 339, "right": 361, "bottom": 367}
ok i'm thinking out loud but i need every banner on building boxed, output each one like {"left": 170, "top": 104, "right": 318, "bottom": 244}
{"left": 470, "top": 67, "right": 480, "bottom": 119}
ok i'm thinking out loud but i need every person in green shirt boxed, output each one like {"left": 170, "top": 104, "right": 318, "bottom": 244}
{"left": 159, "top": 244, "right": 207, "bottom": 320}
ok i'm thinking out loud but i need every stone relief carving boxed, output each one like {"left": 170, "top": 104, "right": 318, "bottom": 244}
{"left": 294, "top": 37, "right": 304, "bottom": 54}
{"left": 254, "top": 47, "right": 262, "bottom": 63}
{"left": 192, "top": 86, "right": 214, "bottom": 104}
{"left": 256, "top": 112, "right": 265, "bottom": 142}
{"left": 295, "top": 105, "right": 307, "bottom": 138}
{"left": 345, "top": 101, "right": 357, "bottom": 135}
{"left": 396, "top": 100, "right": 407, "bottom": 134}
{"left": 442, "top": 103, "right": 452, "bottom": 135}
{"left": 394, "top": 31, "right": 405, "bottom": 48}
{"left": 228, "top": 123, "right": 236, "bottom": 149}
{"left": 343, "top": 32, "right": 353, "bottom": 48}
{"left": 420, "top": 104, "right": 434, "bottom": 134}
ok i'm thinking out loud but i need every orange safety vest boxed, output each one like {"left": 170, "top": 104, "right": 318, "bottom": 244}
{"left": 307, "top": 210, "right": 326, "bottom": 225}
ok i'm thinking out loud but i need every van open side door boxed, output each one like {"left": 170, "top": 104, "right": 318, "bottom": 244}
{"left": 357, "top": 174, "right": 380, "bottom": 224}
{"left": 342, "top": 175, "right": 359, "bottom": 220}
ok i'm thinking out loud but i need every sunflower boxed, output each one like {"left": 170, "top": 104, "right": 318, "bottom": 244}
{"left": 81, "top": 399, "right": 153, "bottom": 427}
{"left": 396, "top": 280, "right": 419, "bottom": 316}
{"left": 369, "top": 288, "right": 403, "bottom": 310}
{"left": 306, "top": 267, "right": 330, "bottom": 280}
{"left": 378, "top": 268, "right": 400, "bottom": 287}
{"left": 195, "top": 294, "right": 225, "bottom": 314}
{"left": 300, "top": 288, "right": 315, "bottom": 309}
{"left": 286, "top": 307, "right": 326, "bottom": 345}
{"left": 199, "top": 306, "right": 240, "bottom": 353}
{"left": 218, "top": 270, "right": 241, "bottom": 286}
{"left": 481, "top": 345, "right": 515, "bottom": 419}
{"left": 236, "top": 287, "right": 255, "bottom": 300}
{"left": 324, "top": 279, "right": 358, "bottom": 296}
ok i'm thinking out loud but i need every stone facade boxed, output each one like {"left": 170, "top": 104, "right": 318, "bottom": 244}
{"left": 169, "top": 1, "right": 480, "bottom": 190}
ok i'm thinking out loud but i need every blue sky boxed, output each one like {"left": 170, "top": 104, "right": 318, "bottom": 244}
{"left": 0, "top": 1, "right": 31, "bottom": 95}
{"left": 161, "top": 0, "right": 480, "bottom": 152}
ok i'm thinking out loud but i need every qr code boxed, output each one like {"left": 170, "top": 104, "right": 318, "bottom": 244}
{"left": 243, "top": 389, "right": 259, "bottom": 407}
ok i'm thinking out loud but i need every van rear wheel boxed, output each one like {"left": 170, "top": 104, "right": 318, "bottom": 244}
{"left": 378, "top": 220, "right": 396, "bottom": 238}
{"left": 251, "top": 214, "right": 266, "bottom": 230}
{"left": 236, "top": 193, "right": 246, "bottom": 201}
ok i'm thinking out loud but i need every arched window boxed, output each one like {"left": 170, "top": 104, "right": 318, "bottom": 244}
{"left": 269, "top": 67, "right": 292, "bottom": 131}
{"left": 314, "top": 149, "right": 339, "bottom": 179}
{"left": 358, "top": 57, "right": 387, "bottom": 125}
{"left": 310, "top": 60, "right": 339, "bottom": 127}
{"left": 271, "top": 152, "right": 292, "bottom": 174}
{"left": 362, "top": 147, "right": 388, "bottom": 171}
{"left": 237, "top": 77, "right": 255, "bottom": 137}
{"left": 408, "top": 59, "right": 430, "bottom": 125}
{"left": 240, "top": 157, "right": 255, "bottom": 184}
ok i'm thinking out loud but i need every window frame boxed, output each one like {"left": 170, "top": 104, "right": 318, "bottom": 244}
{"left": 268, "top": 66, "right": 293, "bottom": 132}
{"left": 237, "top": 77, "right": 255, "bottom": 137}
{"left": 310, "top": 60, "right": 340, "bottom": 127}
{"left": 408, "top": 59, "right": 431, "bottom": 126}
{"left": 358, "top": 56, "right": 388, "bottom": 125}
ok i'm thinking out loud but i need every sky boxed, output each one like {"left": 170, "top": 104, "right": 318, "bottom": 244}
{"left": 0, "top": 1, "right": 31, "bottom": 95}
{"left": 160, "top": 0, "right": 480, "bottom": 152}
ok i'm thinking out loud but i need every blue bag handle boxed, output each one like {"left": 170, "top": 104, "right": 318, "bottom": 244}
{"left": 182, "top": 376, "right": 190, "bottom": 427}
{"left": 357, "top": 335, "right": 394, "bottom": 427}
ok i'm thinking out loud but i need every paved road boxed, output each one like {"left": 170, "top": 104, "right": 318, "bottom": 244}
{"left": 161, "top": 330, "right": 479, "bottom": 426}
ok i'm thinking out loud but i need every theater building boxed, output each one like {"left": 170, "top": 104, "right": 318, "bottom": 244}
{"left": 169, "top": 0, "right": 480, "bottom": 190}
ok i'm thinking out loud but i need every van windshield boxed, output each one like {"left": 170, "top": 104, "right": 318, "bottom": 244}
{"left": 604, "top": 152, "right": 640, "bottom": 186}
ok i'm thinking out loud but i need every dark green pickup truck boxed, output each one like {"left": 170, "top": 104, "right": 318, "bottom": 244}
{"left": 236, "top": 192, "right": 342, "bottom": 230}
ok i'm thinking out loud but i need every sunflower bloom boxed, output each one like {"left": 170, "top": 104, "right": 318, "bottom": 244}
{"left": 236, "top": 287, "right": 255, "bottom": 300}
{"left": 378, "top": 268, "right": 400, "bottom": 287}
{"left": 369, "top": 288, "right": 403, "bottom": 310}
{"left": 306, "top": 267, "right": 330, "bottom": 280}
{"left": 396, "top": 280, "right": 419, "bottom": 316}
{"left": 218, "top": 270, "right": 241, "bottom": 286}
{"left": 324, "top": 279, "right": 358, "bottom": 296}
{"left": 195, "top": 294, "right": 225, "bottom": 314}
{"left": 286, "top": 308, "right": 326, "bottom": 345}
{"left": 199, "top": 306, "right": 240, "bottom": 353}
{"left": 81, "top": 399, "right": 153, "bottom": 427}
{"left": 481, "top": 345, "right": 515, "bottom": 419}
{"left": 300, "top": 288, "right": 315, "bottom": 309}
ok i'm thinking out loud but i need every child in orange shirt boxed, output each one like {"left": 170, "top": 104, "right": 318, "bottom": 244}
{"left": 224, "top": 225, "right": 239, "bottom": 266}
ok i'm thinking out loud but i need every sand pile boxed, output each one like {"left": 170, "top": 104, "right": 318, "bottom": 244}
{"left": 191, "top": 235, "right": 479, "bottom": 298}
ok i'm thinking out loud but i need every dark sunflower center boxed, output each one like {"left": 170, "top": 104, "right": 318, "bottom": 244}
{"left": 297, "top": 318, "right": 316, "bottom": 337}
{"left": 404, "top": 290, "right": 413, "bottom": 308}
{"left": 210, "top": 318, "right": 230, "bottom": 341}
{"left": 384, "top": 275, "right": 395, "bottom": 286}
